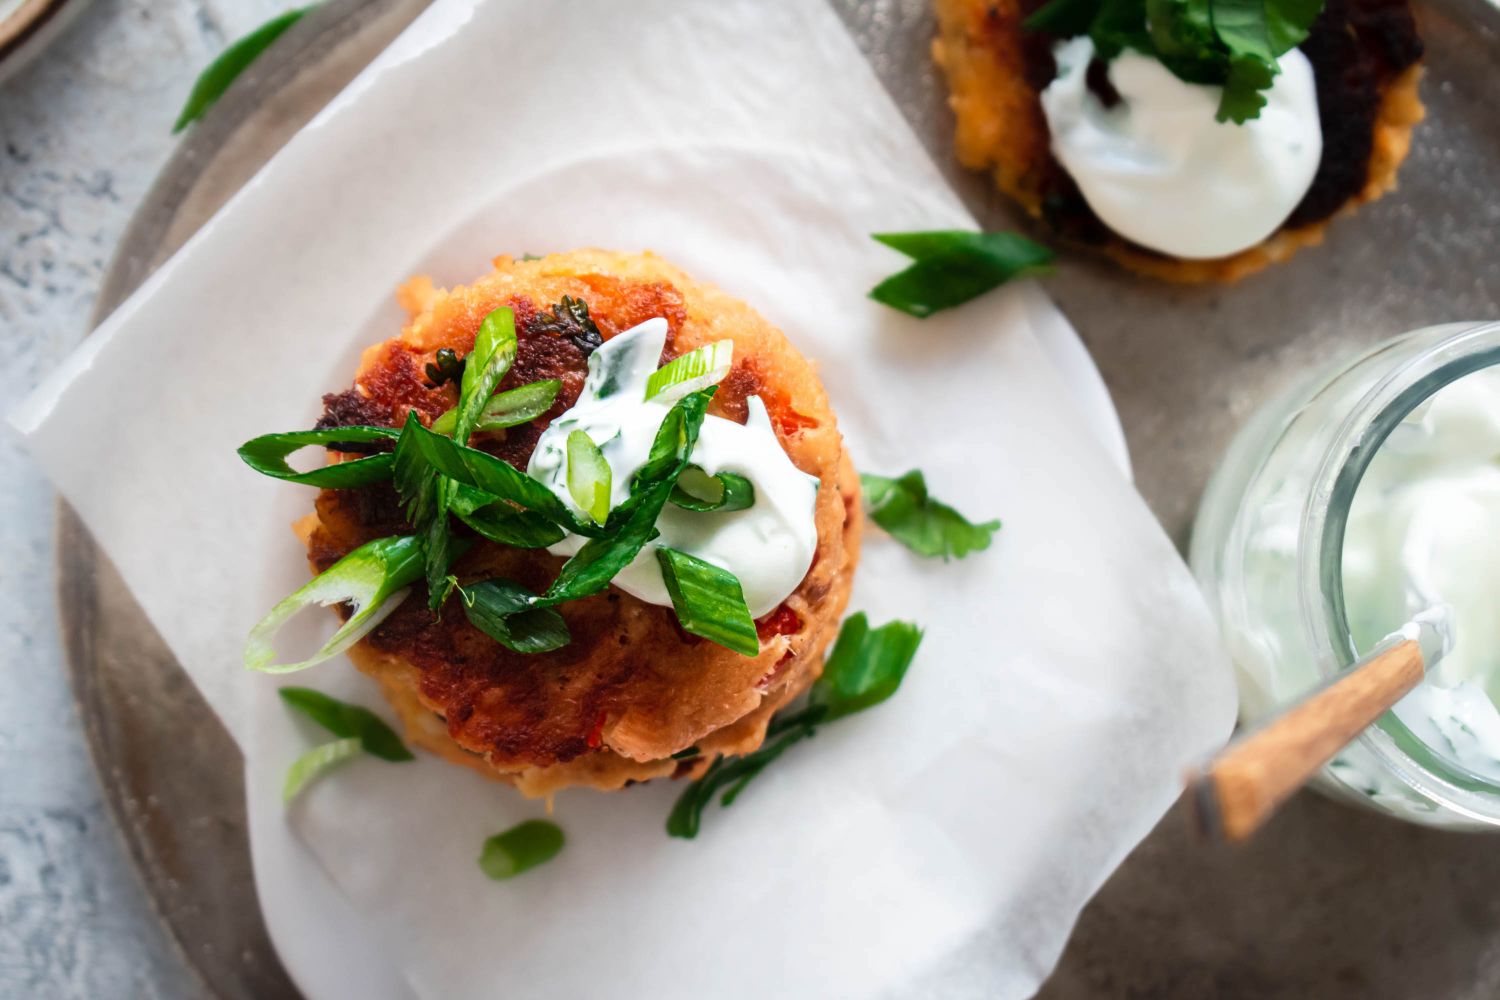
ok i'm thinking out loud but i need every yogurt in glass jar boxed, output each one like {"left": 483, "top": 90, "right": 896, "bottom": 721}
{"left": 1192, "top": 321, "right": 1500, "bottom": 828}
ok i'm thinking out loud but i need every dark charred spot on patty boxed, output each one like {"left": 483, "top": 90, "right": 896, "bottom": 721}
{"left": 363, "top": 345, "right": 455, "bottom": 426}
{"left": 1014, "top": 0, "right": 1422, "bottom": 246}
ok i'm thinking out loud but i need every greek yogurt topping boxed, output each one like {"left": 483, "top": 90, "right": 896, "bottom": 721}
{"left": 528, "top": 319, "right": 819, "bottom": 618}
{"left": 1343, "top": 369, "right": 1500, "bottom": 782}
{"left": 1039, "top": 36, "right": 1323, "bottom": 260}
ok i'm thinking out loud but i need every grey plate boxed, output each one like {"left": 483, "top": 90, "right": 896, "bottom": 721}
{"left": 60, "top": 1, "right": 1500, "bottom": 998}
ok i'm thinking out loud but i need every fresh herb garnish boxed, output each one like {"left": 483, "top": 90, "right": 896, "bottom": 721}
{"left": 393, "top": 420, "right": 459, "bottom": 611}
{"left": 173, "top": 6, "right": 317, "bottom": 133}
{"left": 532, "top": 295, "right": 604, "bottom": 355}
{"left": 458, "top": 580, "right": 571, "bottom": 654}
{"left": 282, "top": 738, "right": 362, "bottom": 803}
{"left": 279, "top": 686, "right": 414, "bottom": 802}
{"left": 278, "top": 687, "right": 415, "bottom": 760}
{"left": 424, "top": 347, "right": 464, "bottom": 387}
{"left": 429, "top": 379, "right": 561, "bottom": 436}
{"left": 869, "top": 230, "right": 1054, "bottom": 318}
{"left": 646, "top": 340, "right": 734, "bottom": 402}
{"left": 537, "top": 388, "right": 717, "bottom": 605}
{"left": 656, "top": 548, "right": 760, "bottom": 656}
{"left": 412, "top": 388, "right": 722, "bottom": 648}
{"left": 396, "top": 307, "right": 520, "bottom": 609}
{"left": 1026, "top": 0, "right": 1322, "bottom": 122}
{"left": 566, "top": 430, "right": 613, "bottom": 525}
{"left": 667, "top": 613, "right": 923, "bottom": 838}
{"left": 237, "top": 426, "right": 399, "bottom": 487}
{"left": 448, "top": 484, "right": 568, "bottom": 549}
{"left": 861, "top": 470, "right": 1000, "bottom": 560}
{"left": 245, "top": 535, "right": 423, "bottom": 674}
{"left": 669, "top": 467, "right": 755, "bottom": 513}
{"left": 478, "top": 820, "right": 565, "bottom": 880}
{"left": 400, "top": 415, "right": 601, "bottom": 537}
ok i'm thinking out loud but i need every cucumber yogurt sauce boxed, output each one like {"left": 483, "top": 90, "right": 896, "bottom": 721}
{"left": 1192, "top": 322, "right": 1500, "bottom": 826}
{"left": 1342, "top": 368, "right": 1500, "bottom": 784}
{"left": 528, "top": 318, "right": 819, "bottom": 619}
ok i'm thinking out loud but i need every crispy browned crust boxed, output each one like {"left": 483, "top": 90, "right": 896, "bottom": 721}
{"left": 302, "top": 249, "right": 861, "bottom": 795}
{"left": 931, "top": 0, "right": 1426, "bottom": 283}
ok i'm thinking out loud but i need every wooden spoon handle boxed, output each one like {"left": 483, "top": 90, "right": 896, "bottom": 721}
{"left": 1188, "top": 638, "right": 1426, "bottom": 843}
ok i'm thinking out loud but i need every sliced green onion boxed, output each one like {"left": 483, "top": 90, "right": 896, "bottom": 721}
{"left": 237, "top": 426, "right": 399, "bottom": 487}
{"left": 666, "top": 612, "right": 923, "bottom": 838}
{"left": 392, "top": 422, "right": 456, "bottom": 609}
{"left": 458, "top": 580, "right": 570, "bottom": 654}
{"left": 400, "top": 414, "right": 600, "bottom": 537}
{"left": 283, "top": 737, "right": 362, "bottom": 803}
{"left": 566, "top": 430, "right": 612, "bottom": 524}
{"left": 869, "top": 230, "right": 1054, "bottom": 318}
{"left": 278, "top": 687, "right": 413, "bottom": 761}
{"left": 478, "top": 819, "right": 565, "bottom": 880}
{"left": 645, "top": 340, "right": 733, "bottom": 402}
{"left": 541, "top": 388, "right": 715, "bottom": 605}
{"left": 656, "top": 548, "right": 759, "bottom": 656}
{"left": 173, "top": 6, "right": 316, "bottom": 133}
{"left": 449, "top": 484, "right": 566, "bottom": 548}
{"left": 860, "top": 469, "right": 1000, "bottom": 560}
{"left": 451, "top": 307, "right": 520, "bottom": 444}
{"left": 670, "top": 467, "right": 755, "bottom": 512}
{"left": 429, "top": 379, "right": 561, "bottom": 436}
{"left": 245, "top": 535, "right": 422, "bottom": 674}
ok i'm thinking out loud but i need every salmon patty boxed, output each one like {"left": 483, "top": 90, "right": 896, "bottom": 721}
{"left": 300, "top": 249, "right": 862, "bottom": 797}
{"left": 932, "top": 0, "right": 1425, "bottom": 282}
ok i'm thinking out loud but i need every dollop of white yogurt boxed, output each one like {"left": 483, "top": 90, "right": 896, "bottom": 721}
{"left": 527, "top": 319, "right": 819, "bottom": 618}
{"left": 1039, "top": 37, "right": 1323, "bottom": 259}
{"left": 1344, "top": 369, "right": 1500, "bottom": 781}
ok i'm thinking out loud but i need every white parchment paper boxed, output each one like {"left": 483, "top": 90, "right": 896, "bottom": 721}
{"left": 11, "top": 1, "right": 1236, "bottom": 997}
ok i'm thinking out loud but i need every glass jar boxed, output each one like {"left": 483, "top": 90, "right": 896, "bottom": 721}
{"left": 1191, "top": 320, "right": 1500, "bottom": 829}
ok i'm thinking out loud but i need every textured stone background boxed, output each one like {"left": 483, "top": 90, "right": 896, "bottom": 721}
{"left": 1, "top": 3, "right": 284, "bottom": 997}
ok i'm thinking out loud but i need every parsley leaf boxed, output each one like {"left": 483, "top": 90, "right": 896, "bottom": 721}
{"left": 1025, "top": 0, "right": 1324, "bottom": 123}
{"left": 458, "top": 580, "right": 570, "bottom": 654}
{"left": 667, "top": 613, "right": 923, "bottom": 838}
{"left": 860, "top": 470, "right": 1001, "bottom": 560}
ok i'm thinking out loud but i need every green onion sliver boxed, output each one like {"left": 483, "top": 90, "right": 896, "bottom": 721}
{"left": 429, "top": 378, "right": 561, "bottom": 437}
{"left": 645, "top": 340, "right": 733, "bottom": 403}
{"left": 478, "top": 819, "right": 566, "bottom": 880}
{"left": 278, "top": 687, "right": 414, "bottom": 761}
{"left": 237, "top": 426, "right": 400, "bottom": 488}
{"left": 656, "top": 547, "right": 759, "bottom": 656}
{"left": 245, "top": 535, "right": 422, "bottom": 674}
{"left": 283, "top": 737, "right": 362, "bottom": 803}
{"left": 670, "top": 467, "right": 755, "bottom": 512}
{"left": 566, "top": 430, "right": 612, "bottom": 524}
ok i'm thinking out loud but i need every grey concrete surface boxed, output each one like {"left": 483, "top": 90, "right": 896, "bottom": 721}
{"left": 1, "top": 3, "right": 284, "bottom": 997}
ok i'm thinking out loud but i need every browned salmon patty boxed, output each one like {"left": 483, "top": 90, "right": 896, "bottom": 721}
{"left": 933, "top": 0, "right": 1425, "bottom": 282}
{"left": 301, "top": 249, "right": 861, "bottom": 797}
